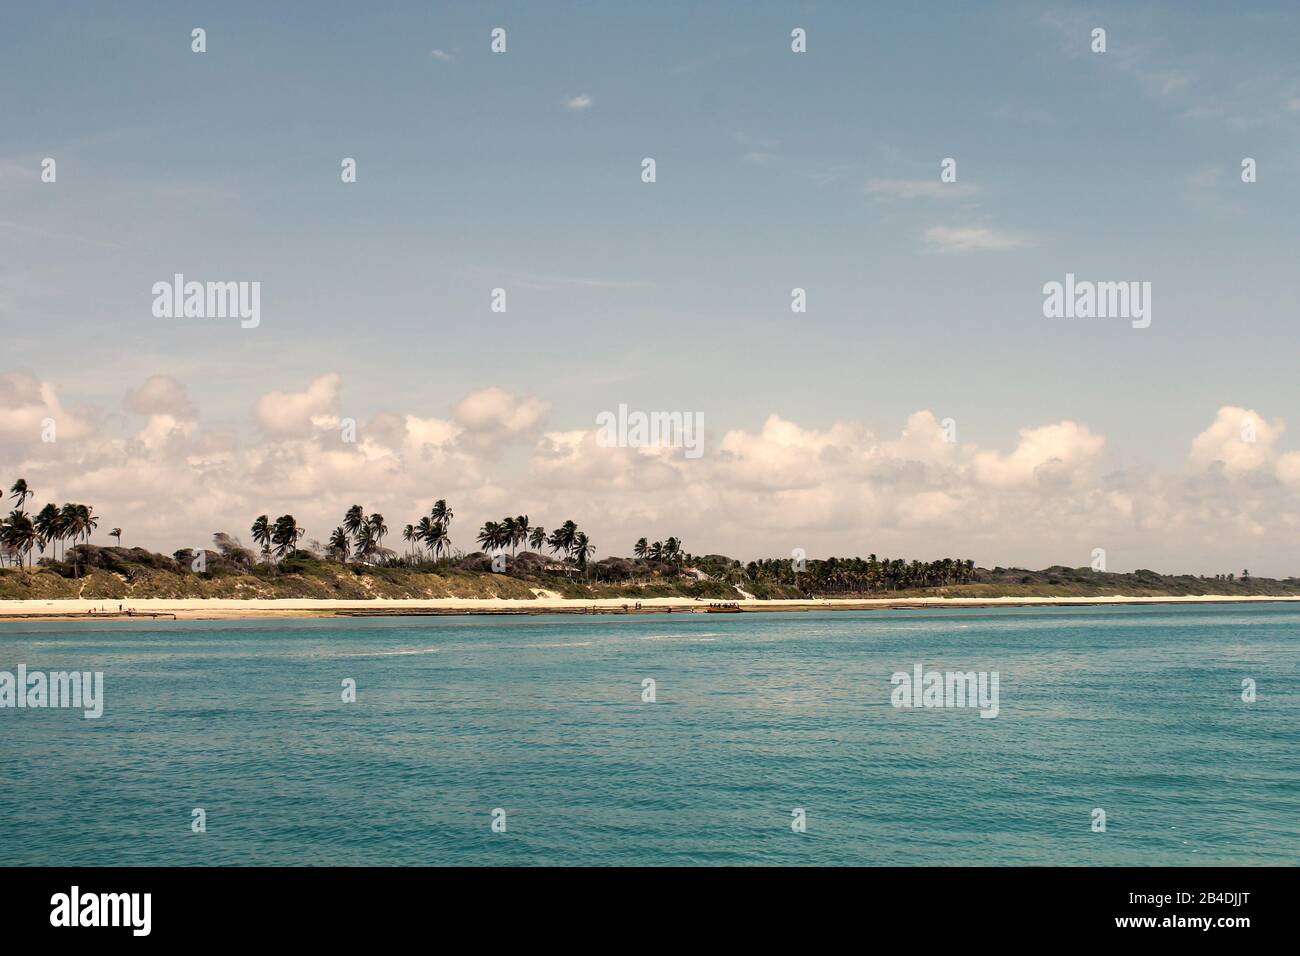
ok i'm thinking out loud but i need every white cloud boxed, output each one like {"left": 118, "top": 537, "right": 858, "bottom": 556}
{"left": 136, "top": 413, "right": 197, "bottom": 452}
{"left": 255, "top": 373, "right": 341, "bottom": 437}
{"left": 718, "top": 415, "right": 875, "bottom": 492}
{"left": 973, "top": 422, "right": 1105, "bottom": 488}
{"left": 1187, "top": 406, "right": 1281, "bottom": 476}
{"left": 124, "top": 375, "right": 196, "bottom": 419}
{"left": 923, "top": 225, "right": 1026, "bottom": 253}
{"left": 897, "top": 491, "right": 961, "bottom": 528}
{"left": 430, "top": 49, "right": 454, "bottom": 63}
{"left": 1275, "top": 452, "right": 1300, "bottom": 489}
{"left": 403, "top": 414, "right": 461, "bottom": 451}
{"left": 0, "top": 370, "right": 93, "bottom": 443}
{"left": 880, "top": 410, "right": 958, "bottom": 465}
{"left": 8, "top": 374, "right": 1300, "bottom": 576}
{"left": 452, "top": 386, "right": 551, "bottom": 452}
{"left": 564, "top": 94, "right": 593, "bottom": 110}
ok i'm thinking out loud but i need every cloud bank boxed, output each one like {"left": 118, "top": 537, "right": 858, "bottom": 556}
{"left": 3, "top": 369, "right": 1297, "bottom": 575}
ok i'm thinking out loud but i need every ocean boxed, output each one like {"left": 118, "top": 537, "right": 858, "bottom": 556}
{"left": 1, "top": 604, "right": 1296, "bottom": 865}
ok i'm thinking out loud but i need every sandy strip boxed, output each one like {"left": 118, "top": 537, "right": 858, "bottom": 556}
{"left": 1, "top": 594, "right": 1299, "bottom": 622}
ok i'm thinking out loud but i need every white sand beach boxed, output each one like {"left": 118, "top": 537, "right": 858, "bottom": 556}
{"left": 2, "top": 594, "right": 1299, "bottom": 622}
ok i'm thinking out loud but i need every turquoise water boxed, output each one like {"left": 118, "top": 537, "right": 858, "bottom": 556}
{"left": 0, "top": 604, "right": 1296, "bottom": 865}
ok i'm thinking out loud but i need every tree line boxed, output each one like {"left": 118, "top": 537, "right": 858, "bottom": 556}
{"left": 0, "top": 479, "right": 114, "bottom": 574}
{"left": 2, "top": 474, "right": 989, "bottom": 594}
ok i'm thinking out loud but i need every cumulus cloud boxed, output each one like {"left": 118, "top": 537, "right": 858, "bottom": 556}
{"left": 255, "top": 373, "right": 342, "bottom": 437}
{"left": 880, "top": 410, "right": 958, "bottom": 465}
{"left": 1276, "top": 453, "right": 1300, "bottom": 489}
{"left": 403, "top": 414, "right": 462, "bottom": 451}
{"left": 973, "top": 421, "right": 1106, "bottom": 488}
{"left": 5, "top": 373, "right": 1300, "bottom": 576}
{"left": 564, "top": 94, "right": 593, "bottom": 110}
{"left": 1187, "top": 406, "right": 1282, "bottom": 476}
{"left": 717, "top": 415, "right": 875, "bottom": 492}
{"left": 897, "top": 491, "right": 961, "bottom": 527}
{"left": 452, "top": 386, "right": 551, "bottom": 451}
{"left": 0, "top": 369, "right": 93, "bottom": 443}
{"left": 124, "top": 375, "right": 196, "bottom": 419}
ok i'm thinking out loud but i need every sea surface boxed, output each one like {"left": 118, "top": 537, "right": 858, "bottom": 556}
{"left": 1, "top": 604, "right": 1296, "bottom": 866}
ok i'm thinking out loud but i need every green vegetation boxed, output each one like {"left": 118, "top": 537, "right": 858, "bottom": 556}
{"left": 4, "top": 475, "right": 1298, "bottom": 601}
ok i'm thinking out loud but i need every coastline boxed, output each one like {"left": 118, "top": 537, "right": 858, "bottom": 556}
{"left": 2, "top": 593, "right": 1299, "bottom": 622}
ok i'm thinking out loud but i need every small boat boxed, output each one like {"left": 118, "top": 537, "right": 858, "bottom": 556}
{"left": 705, "top": 603, "right": 743, "bottom": 613}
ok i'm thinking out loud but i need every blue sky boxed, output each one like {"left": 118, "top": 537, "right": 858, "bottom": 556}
{"left": 3, "top": 2, "right": 1299, "bottom": 571}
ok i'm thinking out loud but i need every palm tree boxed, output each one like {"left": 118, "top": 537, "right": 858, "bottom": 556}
{"left": 367, "top": 513, "right": 387, "bottom": 553}
{"left": 1, "top": 511, "right": 36, "bottom": 568}
{"left": 478, "top": 520, "right": 502, "bottom": 553}
{"left": 9, "top": 479, "right": 33, "bottom": 514}
{"left": 52, "top": 505, "right": 70, "bottom": 561}
{"left": 572, "top": 532, "right": 595, "bottom": 573}
{"left": 354, "top": 521, "right": 376, "bottom": 563}
{"left": 60, "top": 503, "right": 87, "bottom": 575}
{"left": 649, "top": 540, "right": 664, "bottom": 561}
{"left": 402, "top": 524, "right": 416, "bottom": 560}
{"left": 513, "top": 515, "right": 530, "bottom": 554}
{"left": 251, "top": 515, "right": 272, "bottom": 562}
{"left": 34, "top": 504, "right": 59, "bottom": 561}
{"left": 633, "top": 537, "right": 648, "bottom": 559}
{"left": 327, "top": 526, "right": 351, "bottom": 563}
{"left": 549, "top": 520, "right": 578, "bottom": 557}
{"left": 344, "top": 505, "right": 365, "bottom": 548}
{"left": 529, "top": 526, "right": 546, "bottom": 552}
{"left": 431, "top": 521, "right": 450, "bottom": 560}
{"left": 271, "top": 515, "right": 302, "bottom": 558}
{"left": 664, "top": 537, "right": 682, "bottom": 564}
{"left": 431, "top": 499, "right": 453, "bottom": 537}
{"left": 110, "top": 527, "right": 122, "bottom": 547}
{"left": 415, "top": 516, "right": 437, "bottom": 560}
{"left": 79, "top": 505, "right": 98, "bottom": 547}
{"left": 7, "top": 515, "right": 35, "bottom": 567}
{"left": 21, "top": 513, "right": 38, "bottom": 567}
{"left": 424, "top": 503, "right": 454, "bottom": 558}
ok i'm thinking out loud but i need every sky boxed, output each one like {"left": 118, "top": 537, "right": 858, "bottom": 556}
{"left": 2, "top": 1, "right": 1299, "bottom": 574}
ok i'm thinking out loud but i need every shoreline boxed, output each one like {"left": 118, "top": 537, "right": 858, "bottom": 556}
{"left": 2, "top": 593, "right": 1299, "bottom": 622}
